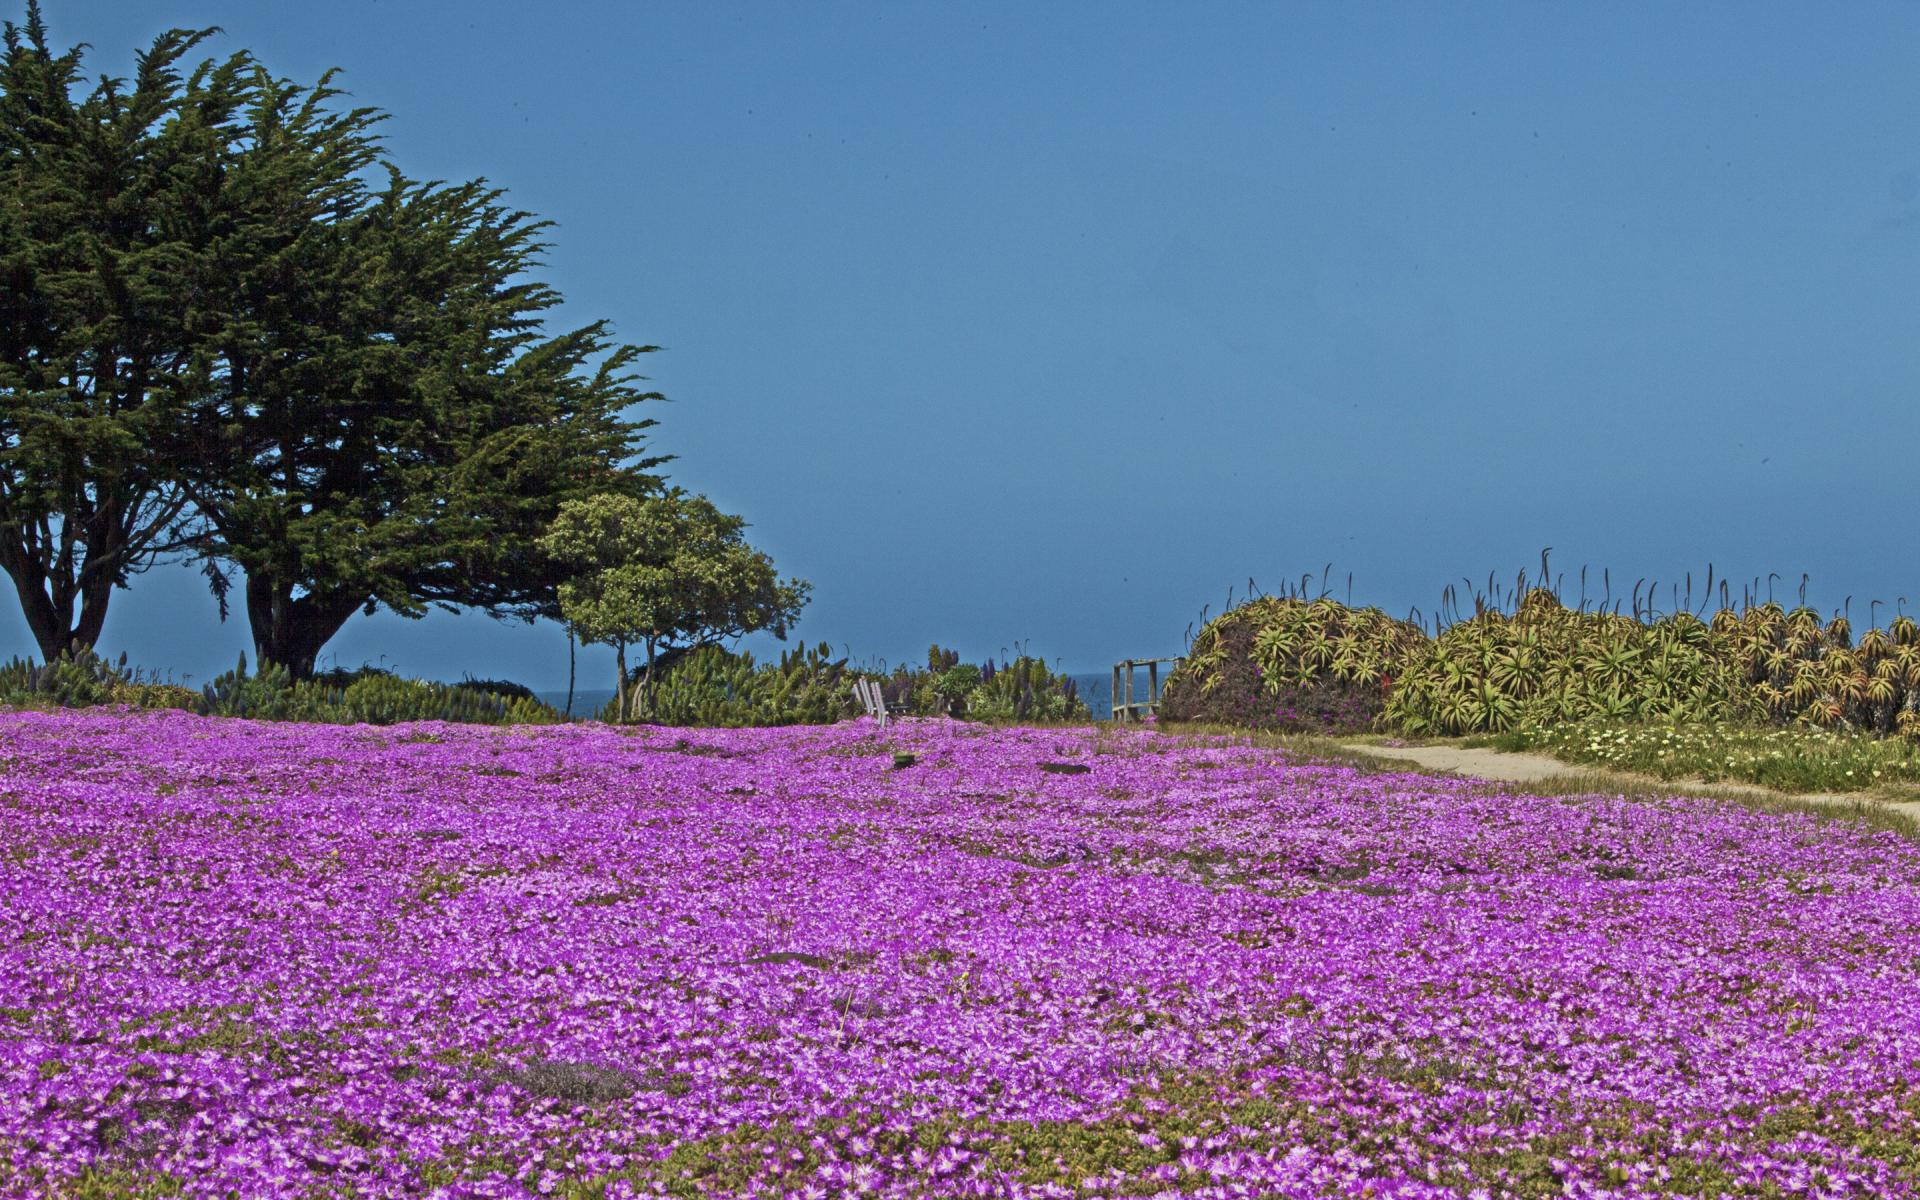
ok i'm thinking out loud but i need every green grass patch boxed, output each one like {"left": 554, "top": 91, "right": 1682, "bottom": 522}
{"left": 1491, "top": 719, "right": 1920, "bottom": 795}
{"left": 532, "top": 1064, "right": 1920, "bottom": 1198}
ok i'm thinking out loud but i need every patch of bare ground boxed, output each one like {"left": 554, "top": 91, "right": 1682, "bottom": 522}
{"left": 1337, "top": 740, "right": 1920, "bottom": 838}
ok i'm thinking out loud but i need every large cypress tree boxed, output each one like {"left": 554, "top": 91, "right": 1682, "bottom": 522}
{"left": 176, "top": 69, "right": 666, "bottom": 675}
{"left": 3, "top": 6, "right": 666, "bottom": 674}
{"left": 0, "top": 7, "right": 234, "bottom": 659}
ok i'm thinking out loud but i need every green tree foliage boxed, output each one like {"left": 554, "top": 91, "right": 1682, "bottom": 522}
{"left": 175, "top": 73, "right": 663, "bottom": 676}
{"left": 539, "top": 491, "right": 809, "bottom": 722}
{"left": 0, "top": 8, "right": 220, "bottom": 658}
{"left": 1, "top": 5, "right": 664, "bottom": 674}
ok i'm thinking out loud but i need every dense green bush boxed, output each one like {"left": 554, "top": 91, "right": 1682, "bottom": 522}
{"left": 861, "top": 646, "right": 1087, "bottom": 724}
{"left": 869, "top": 647, "right": 962, "bottom": 718}
{"left": 455, "top": 676, "right": 538, "bottom": 702}
{"left": 198, "top": 661, "right": 337, "bottom": 721}
{"left": 198, "top": 657, "right": 563, "bottom": 726}
{"left": 962, "top": 655, "right": 1089, "bottom": 723}
{"left": 0, "top": 651, "right": 120, "bottom": 708}
{"left": 1712, "top": 604, "right": 1920, "bottom": 740}
{"left": 1160, "top": 597, "right": 1428, "bottom": 733}
{"left": 337, "top": 672, "right": 558, "bottom": 726}
{"left": 606, "top": 643, "right": 856, "bottom": 727}
{"left": 310, "top": 665, "right": 396, "bottom": 689}
{"left": 0, "top": 650, "right": 201, "bottom": 711}
{"left": 1383, "top": 590, "right": 1759, "bottom": 735}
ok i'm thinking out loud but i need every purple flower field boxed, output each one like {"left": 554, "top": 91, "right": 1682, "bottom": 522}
{"left": 3, "top": 710, "right": 1919, "bottom": 1198}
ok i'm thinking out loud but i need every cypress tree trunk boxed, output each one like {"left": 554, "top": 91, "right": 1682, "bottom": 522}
{"left": 0, "top": 533, "right": 118, "bottom": 662}
{"left": 640, "top": 636, "right": 657, "bottom": 722}
{"left": 565, "top": 626, "right": 576, "bottom": 717}
{"left": 244, "top": 573, "right": 365, "bottom": 678}
{"left": 614, "top": 640, "right": 629, "bottom": 723}
{"left": 1, "top": 560, "right": 76, "bottom": 661}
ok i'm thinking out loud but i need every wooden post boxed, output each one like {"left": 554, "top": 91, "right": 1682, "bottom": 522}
{"left": 1108, "top": 658, "right": 1185, "bottom": 723}
{"left": 1111, "top": 664, "right": 1122, "bottom": 721}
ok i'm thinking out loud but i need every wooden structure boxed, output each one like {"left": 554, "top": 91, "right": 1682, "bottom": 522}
{"left": 852, "top": 679, "right": 914, "bottom": 727}
{"left": 852, "top": 678, "right": 893, "bottom": 727}
{"left": 1111, "top": 657, "right": 1182, "bottom": 722}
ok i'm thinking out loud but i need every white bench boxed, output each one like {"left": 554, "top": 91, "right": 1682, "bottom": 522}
{"left": 851, "top": 678, "right": 911, "bottom": 727}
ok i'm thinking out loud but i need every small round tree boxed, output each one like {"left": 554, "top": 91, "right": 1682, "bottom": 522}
{"left": 538, "top": 491, "right": 809, "bottom": 722}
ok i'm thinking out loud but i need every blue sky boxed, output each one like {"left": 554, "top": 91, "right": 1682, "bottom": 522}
{"left": 8, "top": 2, "right": 1918, "bottom": 688}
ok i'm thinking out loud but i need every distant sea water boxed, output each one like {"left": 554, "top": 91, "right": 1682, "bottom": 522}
{"left": 1071, "top": 671, "right": 1137, "bottom": 722}
{"left": 534, "top": 688, "right": 616, "bottom": 719}
{"left": 534, "top": 671, "right": 1163, "bottom": 724}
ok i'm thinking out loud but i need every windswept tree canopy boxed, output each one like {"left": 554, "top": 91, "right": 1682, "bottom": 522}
{"left": 1, "top": 3, "right": 667, "bottom": 674}
{"left": 0, "top": 7, "right": 224, "bottom": 659}
{"left": 179, "top": 132, "right": 667, "bottom": 674}
{"left": 173, "top": 56, "right": 667, "bottom": 676}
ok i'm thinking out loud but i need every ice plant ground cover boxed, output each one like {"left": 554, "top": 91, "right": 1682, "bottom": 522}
{"left": 2, "top": 712, "right": 1919, "bottom": 1198}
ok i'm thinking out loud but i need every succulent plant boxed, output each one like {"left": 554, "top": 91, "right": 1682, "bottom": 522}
{"left": 0, "top": 649, "right": 200, "bottom": 711}
{"left": 618, "top": 643, "right": 856, "bottom": 727}
{"left": 1713, "top": 601, "right": 1920, "bottom": 739}
{"left": 1384, "top": 590, "right": 1758, "bottom": 735}
{"left": 1160, "top": 597, "right": 1429, "bottom": 732}
{"left": 962, "top": 655, "right": 1086, "bottom": 723}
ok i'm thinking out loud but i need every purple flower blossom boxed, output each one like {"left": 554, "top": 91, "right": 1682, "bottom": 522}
{"left": 0, "top": 708, "right": 1916, "bottom": 1196}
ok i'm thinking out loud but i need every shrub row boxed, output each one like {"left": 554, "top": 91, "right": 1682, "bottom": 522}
{"left": 610, "top": 643, "right": 1089, "bottom": 727}
{"left": 1, "top": 643, "right": 1090, "bottom": 730}
{"left": 0, "top": 652, "right": 561, "bottom": 727}
{"left": 605, "top": 644, "right": 855, "bottom": 727}
{"left": 1162, "top": 590, "right": 1920, "bottom": 742}
{"left": 866, "top": 646, "right": 1087, "bottom": 724}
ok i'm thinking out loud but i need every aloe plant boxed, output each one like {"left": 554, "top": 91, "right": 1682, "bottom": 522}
{"left": 1714, "top": 600, "right": 1920, "bottom": 739}
{"left": 1384, "top": 591, "right": 1758, "bottom": 736}
{"left": 1167, "top": 564, "right": 1920, "bottom": 744}
{"left": 1161, "top": 597, "right": 1429, "bottom": 732}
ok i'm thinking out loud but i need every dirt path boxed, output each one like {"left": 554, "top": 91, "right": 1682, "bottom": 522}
{"left": 1348, "top": 743, "right": 1572, "bottom": 783}
{"left": 1341, "top": 742, "right": 1920, "bottom": 824}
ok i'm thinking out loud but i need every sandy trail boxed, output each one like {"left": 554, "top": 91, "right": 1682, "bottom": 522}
{"left": 1342, "top": 742, "right": 1920, "bottom": 824}
{"left": 1351, "top": 743, "right": 1570, "bottom": 782}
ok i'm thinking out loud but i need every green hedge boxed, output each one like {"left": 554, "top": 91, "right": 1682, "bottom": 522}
{"left": 0, "top": 652, "right": 559, "bottom": 727}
